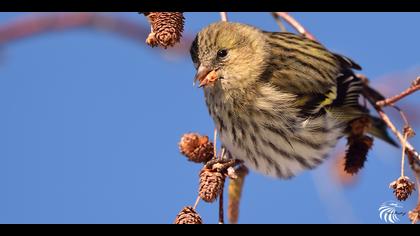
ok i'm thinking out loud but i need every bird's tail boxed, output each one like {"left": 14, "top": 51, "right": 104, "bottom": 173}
{"left": 368, "top": 116, "right": 399, "bottom": 147}
{"left": 361, "top": 83, "right": 399, "bottom": 147}
{"left": 331, "top": 71, "right": 398, "bottom": 147}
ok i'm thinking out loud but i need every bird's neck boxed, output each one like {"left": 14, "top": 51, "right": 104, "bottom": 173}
{"left": 204, "top": 81, "right": 259, "bottom": 112}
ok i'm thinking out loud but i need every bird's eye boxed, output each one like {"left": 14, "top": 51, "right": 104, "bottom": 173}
{"left": 217, "top": 49, "right": 228, "bottom": 58}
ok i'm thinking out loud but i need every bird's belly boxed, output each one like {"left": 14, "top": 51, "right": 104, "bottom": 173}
{"left": 216, "top": 114, "right": 344, "bottom": 179}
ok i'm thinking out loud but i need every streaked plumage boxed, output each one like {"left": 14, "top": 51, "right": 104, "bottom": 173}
{"left": 190, "top": 22, "right": 395, "bottom": 178}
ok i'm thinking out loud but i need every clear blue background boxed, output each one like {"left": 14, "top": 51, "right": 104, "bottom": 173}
{"left": 0, "top": 12, "right": 419, "bottom": 224}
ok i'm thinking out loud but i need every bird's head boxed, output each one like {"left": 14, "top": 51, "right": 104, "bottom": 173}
{"left": 190, "top": 22, "right": 269, "bottom": 91}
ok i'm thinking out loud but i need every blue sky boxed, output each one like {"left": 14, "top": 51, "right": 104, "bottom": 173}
{"left": 0, "top": 12, "right": 419, "bottom": 224}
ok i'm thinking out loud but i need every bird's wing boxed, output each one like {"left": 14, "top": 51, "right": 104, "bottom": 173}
{"left": 263, "top": 32, "right": 398, "bottom": 146}
{"left": 264, "top": 32, "right": 362, "bottom": 117}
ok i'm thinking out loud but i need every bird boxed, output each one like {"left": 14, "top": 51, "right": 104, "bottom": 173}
{"left": 189, "top": 21, "right": 396, "bottom": 179}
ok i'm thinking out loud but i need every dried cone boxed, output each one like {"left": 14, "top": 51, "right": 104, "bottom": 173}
{"left": 408, "top": 205, "right": 420, "bottom": 224}
{"left": 174, "top": 206, "right": 203, "bottom": 224}
{"left": 404, "top": 125, "right": 416, "bottom": 139}
{"left": 199, "top": 168, "right": 225, "bottom": 203}
{"left": 349, "top": 116, "right": 372, "bottom": 136}
{"left": 344, "top": 135, "right": 373, "bottom": 175}
{"left": 143, "top": 12, "right": 185, "bottom": 49}
{"left": 179, "top": 133, "right": 214, "bottom": 163}
{"left": 145, "top": 32, "right": 158, "bottom": 47}
{"left": 389, "top": 176, "right": 416, "bottom": 201}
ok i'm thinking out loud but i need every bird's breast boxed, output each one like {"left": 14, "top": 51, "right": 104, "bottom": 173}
{"left": 204, "top": 89, "right": 344, "bottom": 178}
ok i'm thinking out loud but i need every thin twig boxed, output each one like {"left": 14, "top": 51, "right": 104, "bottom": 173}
{"left": 193, "top": 196, "right": 201, "bottom": 210}
{"left": 376, "top": 77, "right": 420, "bottom": 107}
{"left": 408, "top": 156, "right": 420, "bottom": 224}
{"left": 360, "top": 75, "right": 420, "bottom": 164}
{"left": 205, "top": 158, "right": 243, "bottom": 172}
{"left": 392, "top": 105, "right": 411, "bottom": 127}
{"left": 220, "top": 147, "right": 226, "bottom": 160}
{"left": 417, "top": 176, "right": 420, "bottom": 203}
{"left": 407, "top": 144, "right": 420, "bottom": 177}
{"left": 218, "top": 186, "right": 224, "bottom": 224}
{"left": 416, "top": 173, "right": 420, "bottom": 201}
{"left": 213, "top": 128, "right": 218, "bottom": 159}
{"left": 220, "top": 12, "right": 228, "bottom": 22}
{"left": 270, "top": 12, "right": 287, "bottom": 32}
{"left": 377, "top": 109, "right": 420, "bottom": 164}
{"left": 273, "top": 12, "right": 316, "bottom": 41}
{"left": 401, "top": 132, "right": 408, "bottom": 177}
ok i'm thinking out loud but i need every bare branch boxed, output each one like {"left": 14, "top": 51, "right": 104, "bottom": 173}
{"left": 228, "top": 164, "right": 249, "bottom": 224}
{"left": 401, "top": 131, "right": 408, "bottom": 177}
{"left": 360, "top": 75, "right": 420, "bottom": 164}
{"left": 376, "top": 77, "right": 420, "bottom": 107}
{"left": 408, "top": 154, "right": 420, "bottom": 224}
{"left": 220, "top": 12, "right": 228, "bottom": 22}
{"left": 273, "top": 12, "right": 316, "bottom": 40}
{"left": 193, "top": 196, "right": 201, "bottom": 210}
{"left": 218, "top": 186, "right": 224, "bottom": 224}
{"left": 376, "top": 109, "right": 420, "bottom": 164}
{"left": 205, "top": 158, "right": 243, "bottom": 172}
{"left": 214, "top": 128, "right": 218, "bottom": 159}
{"left": 0, "top": 13, "right": 193, "bottom": 54}
{"left": 270, "top": 13, "right": 287, "bottom": 32}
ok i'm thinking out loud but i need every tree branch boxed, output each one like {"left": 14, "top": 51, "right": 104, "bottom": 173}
{"left": 376, "top": 77, "right": 420, "bottom": 107}
{"left": 376, "top": 109, "right": 420, "bottom": 163}
{"left": 220, "top": 12, "right": 228, "bottom": 22}
{"left": 270, "top": 13, "right": 287, "bottom": 32}
{"left": 0, "top": 13, "right": 193, "bottom": 54}
{"left": 218, "top": 186, "right": 224, "bottom": 224}
{"left": 273, "top": 12, "right": 316, "bottom": 41}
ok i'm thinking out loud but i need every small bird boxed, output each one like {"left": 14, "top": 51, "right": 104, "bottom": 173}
{"left": 190, "top": 22, "right": 396, "bottom": 178}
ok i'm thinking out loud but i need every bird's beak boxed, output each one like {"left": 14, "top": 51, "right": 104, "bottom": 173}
{"left": 193, "top": 65, "right": 217, "bottom": 88}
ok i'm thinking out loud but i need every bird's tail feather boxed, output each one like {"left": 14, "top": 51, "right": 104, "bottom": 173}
{"left": 368, "top": 116, "right": 399, "bottom": 147}
{"left": 361, "top": 82, "right": 399, "bottom": 147}
{"left": 332, "top": 72, "right": 398, "bottom": 147}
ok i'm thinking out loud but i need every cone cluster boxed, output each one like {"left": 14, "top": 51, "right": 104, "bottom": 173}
{"left": 389, "top": 176, "right": 416, "bottom": 201}
{"left": 179, "top": 133, "right": 214, "bottom": 163}
{"left": 404, "top": 125, "right": 416, "bottom": 139}
{"left": 142, "top": 12, "right": 185, "bottom": 49}
{"left": 199, "top": 167, "right": 225, "bottom": 203}
{"left": 408, "top": 205, "right": 420, "bottom": 224}
{"left": 344, "top": 117, "right": 373, "bottom": 175}
{"left": 174, "top": 206, "right": 203, "bottom": 224}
